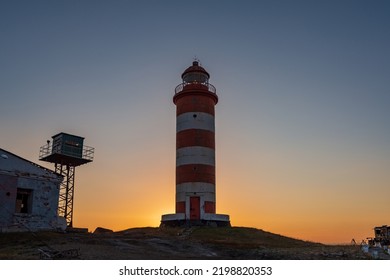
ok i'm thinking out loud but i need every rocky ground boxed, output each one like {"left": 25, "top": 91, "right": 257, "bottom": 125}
{"left": 0, "top": 226, "right": 379, "bottom": 260}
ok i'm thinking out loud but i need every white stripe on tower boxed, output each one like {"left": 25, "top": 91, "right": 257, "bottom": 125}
{"left": 176, "top": 182, "right": 216, "bottom": 193}
{"left": 176, "top": 146, "right": 215, "bottom": 166}
{"left": 176, "top": 112, "right": 215, "bottom": 133}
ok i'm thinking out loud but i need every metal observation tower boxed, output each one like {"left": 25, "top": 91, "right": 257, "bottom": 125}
{"left": 39, "top": 132, "right": 94, "bottom": 227}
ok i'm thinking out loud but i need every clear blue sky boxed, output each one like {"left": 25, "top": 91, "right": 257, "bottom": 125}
{"left": 1, "top": 0, "right": 389, "bottom": 243}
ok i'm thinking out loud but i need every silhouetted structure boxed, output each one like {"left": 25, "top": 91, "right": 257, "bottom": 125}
{"left": 373, "top": 225, "right": 390, "bottom": 246}
{"left": 40, "top": 132, "right": 94, "bottom": 227}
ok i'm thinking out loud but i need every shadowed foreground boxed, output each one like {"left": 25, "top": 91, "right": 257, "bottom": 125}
{"left": 0, "top": 226, "right": 372, "bottom": 259}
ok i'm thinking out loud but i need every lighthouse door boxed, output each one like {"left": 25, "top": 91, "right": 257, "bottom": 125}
{"left": 190, "top": 196, "right": 200, "bottom": 220}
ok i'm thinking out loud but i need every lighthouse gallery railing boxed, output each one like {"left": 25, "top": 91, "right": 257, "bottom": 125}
{"left": 175, "top": 82, "right": 216, "bottom": 94}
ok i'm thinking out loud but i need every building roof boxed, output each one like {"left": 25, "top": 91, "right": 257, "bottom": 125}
{"left": 51, "top": 132, "right": 85, "bottom": 140}
{"left": 0, "top": 148, "right": 62, "bottom": 181}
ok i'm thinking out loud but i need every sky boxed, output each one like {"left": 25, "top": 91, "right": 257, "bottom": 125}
{"left": 1, "top": 0, "right": 389, "bottom": 244}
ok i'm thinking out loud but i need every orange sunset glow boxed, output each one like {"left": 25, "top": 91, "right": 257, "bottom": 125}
{"left": 1, "top": 1, "right": 389, "bottom": 245}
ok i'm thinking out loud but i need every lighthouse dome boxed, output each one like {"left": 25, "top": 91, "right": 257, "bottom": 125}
{"left": 181, "top": 61, "right": 210, "bottom": 84}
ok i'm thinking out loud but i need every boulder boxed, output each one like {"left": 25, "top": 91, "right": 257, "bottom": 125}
{"left": 93, "top": 227, "right": 113, "bottom": 234}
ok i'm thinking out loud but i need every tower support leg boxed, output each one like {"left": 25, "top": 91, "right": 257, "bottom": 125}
{"left": 55, "top": 164, "right": 75, "bottom": 227}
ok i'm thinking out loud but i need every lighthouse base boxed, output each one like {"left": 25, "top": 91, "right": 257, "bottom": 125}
{"left": 160, "top": 213, "right": 230, "bottom": 227}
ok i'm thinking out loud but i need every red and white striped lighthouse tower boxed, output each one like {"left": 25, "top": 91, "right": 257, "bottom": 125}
{"left": 161, "top": 61, "right": 230, "bottom": 226}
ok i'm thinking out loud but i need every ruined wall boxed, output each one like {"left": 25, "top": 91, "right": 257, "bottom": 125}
{"left": 0, "top": 175, "right": 17, "bottom": 227}
{"left": 0, "top": 173, "right": 61, "bottom": 232}
{"left": 0, "top": 149, "right": 63, "bottom": 232}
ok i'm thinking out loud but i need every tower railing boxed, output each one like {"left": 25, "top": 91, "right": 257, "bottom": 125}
{"left": 175, "top": 82, "right": 216, "bottom": 94}
{"left": 39, "top": 143, "right": 95, "bottom": 161}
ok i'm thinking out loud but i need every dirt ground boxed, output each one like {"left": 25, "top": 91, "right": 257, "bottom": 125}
{"left": 0, "top": 226, "right": 375, "bottom": 260}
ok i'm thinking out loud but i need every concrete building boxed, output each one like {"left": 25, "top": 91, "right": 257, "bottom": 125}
{"left": 0, "top": 148, "right": 64, "bottom": 232}
{"left": 161, "top": 61, "right": 230, "bottom": 226}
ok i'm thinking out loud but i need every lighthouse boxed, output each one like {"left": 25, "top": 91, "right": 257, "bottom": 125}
{"left": 161, "top": 61, "right": 230, "bottom": 227}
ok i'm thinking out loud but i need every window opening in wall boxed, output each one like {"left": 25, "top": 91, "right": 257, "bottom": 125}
{"left": 15, "top": 188, "right": 33, "bottom": 214}
{"left": 193, "top": 114, "right": 197, "bottom": 118}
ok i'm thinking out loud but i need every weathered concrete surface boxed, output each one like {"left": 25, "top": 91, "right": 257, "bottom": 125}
{"left": 0, "top": 149, "right": 62, "bottom": 232}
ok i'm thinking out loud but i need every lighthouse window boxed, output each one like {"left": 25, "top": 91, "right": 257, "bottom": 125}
{"left": 193, "top": 114, "right": 197, "bottom": 118}
{"left": 183, "top": 73, "right": 208, "bottom": 84}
